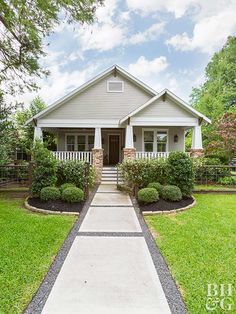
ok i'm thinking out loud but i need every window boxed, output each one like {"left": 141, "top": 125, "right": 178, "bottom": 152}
{"left": 143, "top": 129, "right": 168, "bottom": 152}
{"left": 66, "top": 135, "right": 75, "bottom": 151}
{"left": 157, "top": 131, "right": 167, "bottom": 152}
{"left": 66, "top": 134, "right": 94, "bottom": 151}
{"left": 77, "top": 135, "right": 86, "bottom": 151}
{"left": 88, "top": 135, "right": 94, "bottom": 151}
{"left": 144, "top": 131, "right": 154, "bottom": 152}
{"left": 107, "top": 81, "right": 124, "bottom": 92}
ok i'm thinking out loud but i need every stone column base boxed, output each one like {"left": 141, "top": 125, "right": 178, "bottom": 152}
{"left": 190, "top": 149, "right": 204, "bottom": 158}
{"left": 123, "top": 148, "right": 136, "bottom": 160}
{"left": 92, "top": 148, "right": 103, "bottom": 183}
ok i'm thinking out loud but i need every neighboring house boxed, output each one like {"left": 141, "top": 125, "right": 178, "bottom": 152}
{"left": 27, "top": 65, "right": 210, "bottom": 181}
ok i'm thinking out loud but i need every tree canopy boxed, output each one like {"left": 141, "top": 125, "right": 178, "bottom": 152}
{"left": 190, "top": 36, "right": 236, "bottom": 159}
{"left": 0, "top": 0, "right": 102, "bottom": 96}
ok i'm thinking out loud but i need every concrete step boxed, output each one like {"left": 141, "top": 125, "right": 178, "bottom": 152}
{"left": 101, "top": 181, "right": 124, "bottom": 185}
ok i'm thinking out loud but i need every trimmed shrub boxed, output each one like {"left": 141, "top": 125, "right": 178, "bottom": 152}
{"left": 31, "top": 142, "right": 58, "bottom": 197}
{"left": 119, "top": 158, "right": 168, "bottom": 189}
{"left": 40, "top": 187, "right": 60, "bottom": 201}
{"left": 147, "top": 182, "right": 163, "bottom": 194}
{"left": 62, "top": 187, "right": 84, "bottom": 203}
{"left": 60, "top": 183, "right": 76, "bottom": 192}
{"left": 167, "top": 152, "right": 194, "bottom": 197}
{"left": 218, "top": 176, "right": 236, "bottom": 185}
{"left": 138, "top": 188, "right": 159, "bottom": 203}
{"left": 161, "top": 185, "right": 182, "bottom": 201}
{"left": 57, "top": 160, "right": 95, "bottom": 189}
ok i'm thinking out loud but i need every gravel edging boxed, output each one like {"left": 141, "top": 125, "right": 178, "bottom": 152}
{"left": 24, "top": 185, "right": 98, "bottom": 314}
{"left": 25, "top": 197, "right": 80, "bottom": 215}
{"left": 132, "top": 196, "right": 187, "bottom": 314}
{"left": 142, "top": 196, "right": 196, "bottom": 216}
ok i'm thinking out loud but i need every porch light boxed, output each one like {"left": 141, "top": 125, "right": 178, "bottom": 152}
{"left": 133, "top": 134, "right": 136, "bottom": 142}
{"left": 174, "top": 134, "right": 178, "bottom": 143}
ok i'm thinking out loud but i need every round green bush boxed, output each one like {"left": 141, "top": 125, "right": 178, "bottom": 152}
{"left": 60, "top": 183, "right": 76, "bottom": 192}
{"left": 147, "top": 182, "right": 163, "bottom": 194}
{"left": 40, "top": 187, "right": 60, "bottom": 201}
{"left": 138, "top": 188, "right": 159, "bottom": 203}
{"left": 62, "top": 187, "right": 84, "bottom": 203}
{"left": 161, "top": 185, "right": 182, "bottom": 201}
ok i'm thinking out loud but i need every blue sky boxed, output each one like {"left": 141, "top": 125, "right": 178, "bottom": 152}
{"left": 23, "top": 0, "right": 236, "bottom": 105}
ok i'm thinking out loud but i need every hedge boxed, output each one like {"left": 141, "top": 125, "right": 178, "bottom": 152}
{"left": 138, "top": 188, "right": 159, "bottom": 203}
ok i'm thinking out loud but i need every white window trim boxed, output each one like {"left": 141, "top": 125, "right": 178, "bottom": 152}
{"left": 142, "top": 128, "right": 169, "bottom": 152}
{"left": 107, "top": 80, "right": 124, "bottom": 93}
{"left": 65, "top": 133, "right": 94, "bottom": 151}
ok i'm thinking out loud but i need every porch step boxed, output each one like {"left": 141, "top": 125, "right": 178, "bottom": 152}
{"left": 101, "top": 166, "right": 123, "bottom": 185}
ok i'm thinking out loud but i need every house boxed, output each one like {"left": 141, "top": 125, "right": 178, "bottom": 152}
{"left": 27, "top": 65, "right": 210, "bottom": 181}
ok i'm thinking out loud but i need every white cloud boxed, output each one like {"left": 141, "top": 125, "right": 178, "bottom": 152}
{"left": 128, "top": 22, "right": 165, "bottom": 45}
{"left": 95, "top": 0, "right": 118, "bottom": 24}
{"left": 128, "top": 56, "right": 168, "bottom": 78}
{"left": 166, "top": 8, "right": 236, "bottom": 53}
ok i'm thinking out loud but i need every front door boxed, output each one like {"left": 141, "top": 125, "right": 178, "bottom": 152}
{"left": 109, "top": 135, "right": 120, "bottom": 165}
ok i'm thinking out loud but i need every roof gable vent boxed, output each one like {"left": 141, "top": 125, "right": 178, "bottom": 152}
{"left": 107, "top": 81, "right": 124, "bottom": 93}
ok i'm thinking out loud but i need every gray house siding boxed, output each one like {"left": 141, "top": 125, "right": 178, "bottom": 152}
{"left": 42, "top": 73, "right": 152, "bottom": 121}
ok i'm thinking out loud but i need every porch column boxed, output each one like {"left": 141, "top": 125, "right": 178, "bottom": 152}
{"left": 124, "top": 125, "right": 136, "bottom": 160}
{"left": 92, "top": 127, "right": 103, "bottom": 183}
{"left": 190, "top": 125, "right": 204, "bottom": 157}
{"left": 33, "top": 127, "right": 43, "bottom": 142}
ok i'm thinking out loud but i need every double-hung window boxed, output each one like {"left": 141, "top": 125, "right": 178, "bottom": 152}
{"left": 66, "top": 134, "right": 94, "bottom": 151}
{"left": 143, "top": 129, "right": 168, "bottom": 152}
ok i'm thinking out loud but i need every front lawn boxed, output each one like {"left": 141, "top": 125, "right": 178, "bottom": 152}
{"left": 0, "top": 192, "right": 76, "bottom": 313}
{"left": 145, "top": 194, "right": 236, "bottom": 313}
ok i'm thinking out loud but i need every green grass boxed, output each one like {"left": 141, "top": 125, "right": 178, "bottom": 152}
{"left": 0, "top": 193, "right": 76, "bottom": 313}
{"left": 145, "top": 195, "right": 236, "bottom": 314}
{"left": 194, "top": 184, "right": 236, "bottom": 191}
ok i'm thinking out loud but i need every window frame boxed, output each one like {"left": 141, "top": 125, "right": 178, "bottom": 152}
{"left": 107, "top": 80, "right": 124, "bottom": 93}
{"left": 142, "top": 128, "right": 169, "bottom": 152}
{"left": 65, "top": 133, "right": 94, "bottom": 151}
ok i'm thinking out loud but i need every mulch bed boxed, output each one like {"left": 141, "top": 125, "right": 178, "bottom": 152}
{"left": 139, "top": 197, "right": 194, "bottom": 212}
{"left": 28, "top": 197, "right": 84, "bottom": 213}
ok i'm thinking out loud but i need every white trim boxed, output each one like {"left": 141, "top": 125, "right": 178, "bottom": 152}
{"left": 38, "top": 119, "right": 121, "bottom": 128}
{"left": 131, "top": 117, "right": 198, "bottom": 127}
{"left": 65, "top": 133, "right": 94, "bottom": 151}
{"left": 26, "top": 65, "right": 157, "bottom": 125}
{"left": 108, "top": 133, "right": 121, "bottom": 164}
{"left": 107, "top": 80, "right": 124, "bottom": 93}
{"left": 120, "top": 89, "right": 211, "bottom": 124}
{"left": 142, "top": 128, "right": 169, "bottom": 153}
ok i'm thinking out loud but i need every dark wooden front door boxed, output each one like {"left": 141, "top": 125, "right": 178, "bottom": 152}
{"left": 109, "top": 135, "right": 120, "bottom": 165}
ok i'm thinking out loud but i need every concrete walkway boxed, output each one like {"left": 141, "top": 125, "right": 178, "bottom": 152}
{"left": 42, "top": 185, "right": 171, "bottom": 314}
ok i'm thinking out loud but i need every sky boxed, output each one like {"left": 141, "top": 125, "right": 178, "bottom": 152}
{"left": 22, "top": 0, "right": 236, "bottom": 105}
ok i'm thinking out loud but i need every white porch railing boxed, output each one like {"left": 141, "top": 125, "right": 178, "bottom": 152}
{"left": 52, "top": 151, "right": 92, "bottom": 164}
{"left": 135, "top": 152, "right": 190, "bottom": 159}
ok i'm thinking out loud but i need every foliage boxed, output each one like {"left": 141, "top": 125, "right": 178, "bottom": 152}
{"left": 60, "top": 183, "right": 76, "bottom": 192}
{"left": 190, "top": 36, "right": 236, "bottom": 156}
{"left": 167, "top": 152, "right": 194, "bottom": 197}
{"left": 218, "top": 176, "right": 236, "bottom": 186}
{"left": 161, "top": 185, "right": 182, "bottom": 202}
{"left": 147, "top": 182, "right": 163, "bottom": 194}
{"left": 119, "top": 158, "right": 168, "bottom": 189}
{"left": 31, "top": 142, "right": 58, "bottom": 196}
{"left": 62, "top": 187, "right": 84, "bottom": 203}
{"left": 145, "top": 194, "right": 236, "bottom": 314}
{"left": 193, "top": 158, "right": 230, "bottom": 183}
{"left": 0, "top": 0, "right": 102, "bottom": 98}
{"left": 40, "top": 186, "right": 60, "bottom": 201}
{"left": 14, "top": 97, "right": 55, "bottom": 154}
{"left": 57, "top": 160, "right": 94, "bottom": 189}
{"left": 0, "top": 193, "right": 75, "bottom": 313}
{"left": 138, "top": 188, "right": 159, "bottom": 203}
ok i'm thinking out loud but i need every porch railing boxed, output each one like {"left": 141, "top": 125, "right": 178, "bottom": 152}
{"left": 135, "top": 151, "right": 191, "bottom": 159}
{"left": 52, "top": 151, "right": 92, "bottom": 164}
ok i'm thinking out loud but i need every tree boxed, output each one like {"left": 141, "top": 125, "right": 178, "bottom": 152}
{"left": 15, "top": 96, "right": 56, "bottom": 155}
{"left": 190, "top": 36, "right": 236, "bottom": 154}
{"left": 0, "top": 0, "right": 102, "bottom": 97}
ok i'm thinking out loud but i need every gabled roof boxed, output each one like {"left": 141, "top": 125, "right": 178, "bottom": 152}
{"left": 26, "top": 65, "right": 157, "bottom": 124}
{"left": 120, "top": 89, "right": 211, "bottom": 124}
